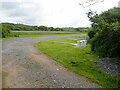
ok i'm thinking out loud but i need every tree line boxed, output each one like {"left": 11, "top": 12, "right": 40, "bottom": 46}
{"left": 1, "top": 23, "right": 88, "bottom": 32}
{"left": 0, "top": 23, "right": 88, "bottom": 38}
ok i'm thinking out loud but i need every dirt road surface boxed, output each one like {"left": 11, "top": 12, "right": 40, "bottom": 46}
{"left": 1, "top": 35, "right": 102, "bottom": 88}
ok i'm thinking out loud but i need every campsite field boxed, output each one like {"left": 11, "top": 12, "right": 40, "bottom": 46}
{"left": 36, "top": 38, "right": 119, "bottom": 88}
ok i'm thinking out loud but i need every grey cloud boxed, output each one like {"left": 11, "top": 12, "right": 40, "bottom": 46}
{"left": 1, "top": 2, "right": 42, "bottom": 17}
{"left": 0, "top": 1, "right": 44, "bottom": 26}
{"left": 0, "top": 0, "right": 119, "bottom": 27}
{"left": 1, "top": 2, "right": 29, "bottom": 17}
{"left": 8, "top": 9, "right": 29, "bottom": 17}
{"left": 1, "top": 2, "right": 21, "bottom": 10}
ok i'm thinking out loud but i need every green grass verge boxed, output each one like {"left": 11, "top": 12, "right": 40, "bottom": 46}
{"left": 36, "top": 38, "right": 119, "bottom": 88}
{"left": 6, "top": 31, "right": 86, "bottom": 38}
{"left": 72, "top": 36, "right": 88, "bottom": 38}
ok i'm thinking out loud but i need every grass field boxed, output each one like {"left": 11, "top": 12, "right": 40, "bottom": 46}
{"left": 7, "top": 31, "right": 87, "bottom": 38}
{"left": 72, "top": 36, "right": 88, "bottom": 38}
{"left": 36, "top": 38, "right": 119, "bottom": 88}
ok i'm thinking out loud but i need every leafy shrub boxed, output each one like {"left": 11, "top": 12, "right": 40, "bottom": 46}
{"left": 88, "top": 30, "right": 95, "bottom": 39}
{"left": 14, "top": 34, "right": 19, "bottom": 37}
{"left": 87, "top": 7, "right": 120, "bottom": 58}
{"left": 91, "top": 29, "right": 120, "bottom": 58}
{"left": 2, "top": 25, "right": 11, "bottom": 38}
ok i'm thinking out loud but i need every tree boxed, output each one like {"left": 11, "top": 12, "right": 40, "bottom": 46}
{"left": 87, "top": 7, "right": 120, "bottom": 58}
{"left": 1, "top": 24, "right": 11, "bottom": 38}
{"left": 38, "top": 26, "right": 48, "bottom": 31}
{"left": 48, "top": 27, "right": 54, "bottom": 31}
{"left": 75, "top": 28, "right": 80, "bottom": 32}
{"left": 33, "top": 26, "right": 39, "bottom": 30}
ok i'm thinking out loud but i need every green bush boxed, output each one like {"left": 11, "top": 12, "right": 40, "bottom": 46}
{"left": 88, "top": 30, "right": 95, "bottom": 39}
{"left": 2, "top": 25, "right": 11, "bottom": 38}
{"left": 14, "top": 34, "right": 19, "bottom": 37}
{"left": 91, "top": 29, "right": 120, "bottom": 58}
{"left": 87, "top": 7, "right": 120, "bottom": 58}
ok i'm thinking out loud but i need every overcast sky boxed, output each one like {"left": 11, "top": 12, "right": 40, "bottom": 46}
{"left": 0, "top": 0, "right": 119, "bottom": 27}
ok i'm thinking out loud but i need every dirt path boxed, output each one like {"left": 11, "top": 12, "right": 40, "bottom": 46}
{"left": 2, "top": 35, "right": 102, "bottom": 88}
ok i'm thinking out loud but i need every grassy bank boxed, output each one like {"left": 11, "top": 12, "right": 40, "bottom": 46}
{"left": 4, "top": 31, "right": 86, "bottom": 38}
{"left": 36, "top": 38, "right": 119, "bottom": 88}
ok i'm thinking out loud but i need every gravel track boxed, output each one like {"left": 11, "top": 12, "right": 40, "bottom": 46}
{"left": 2, "top": 35, "right": 102, "bottom": 88}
